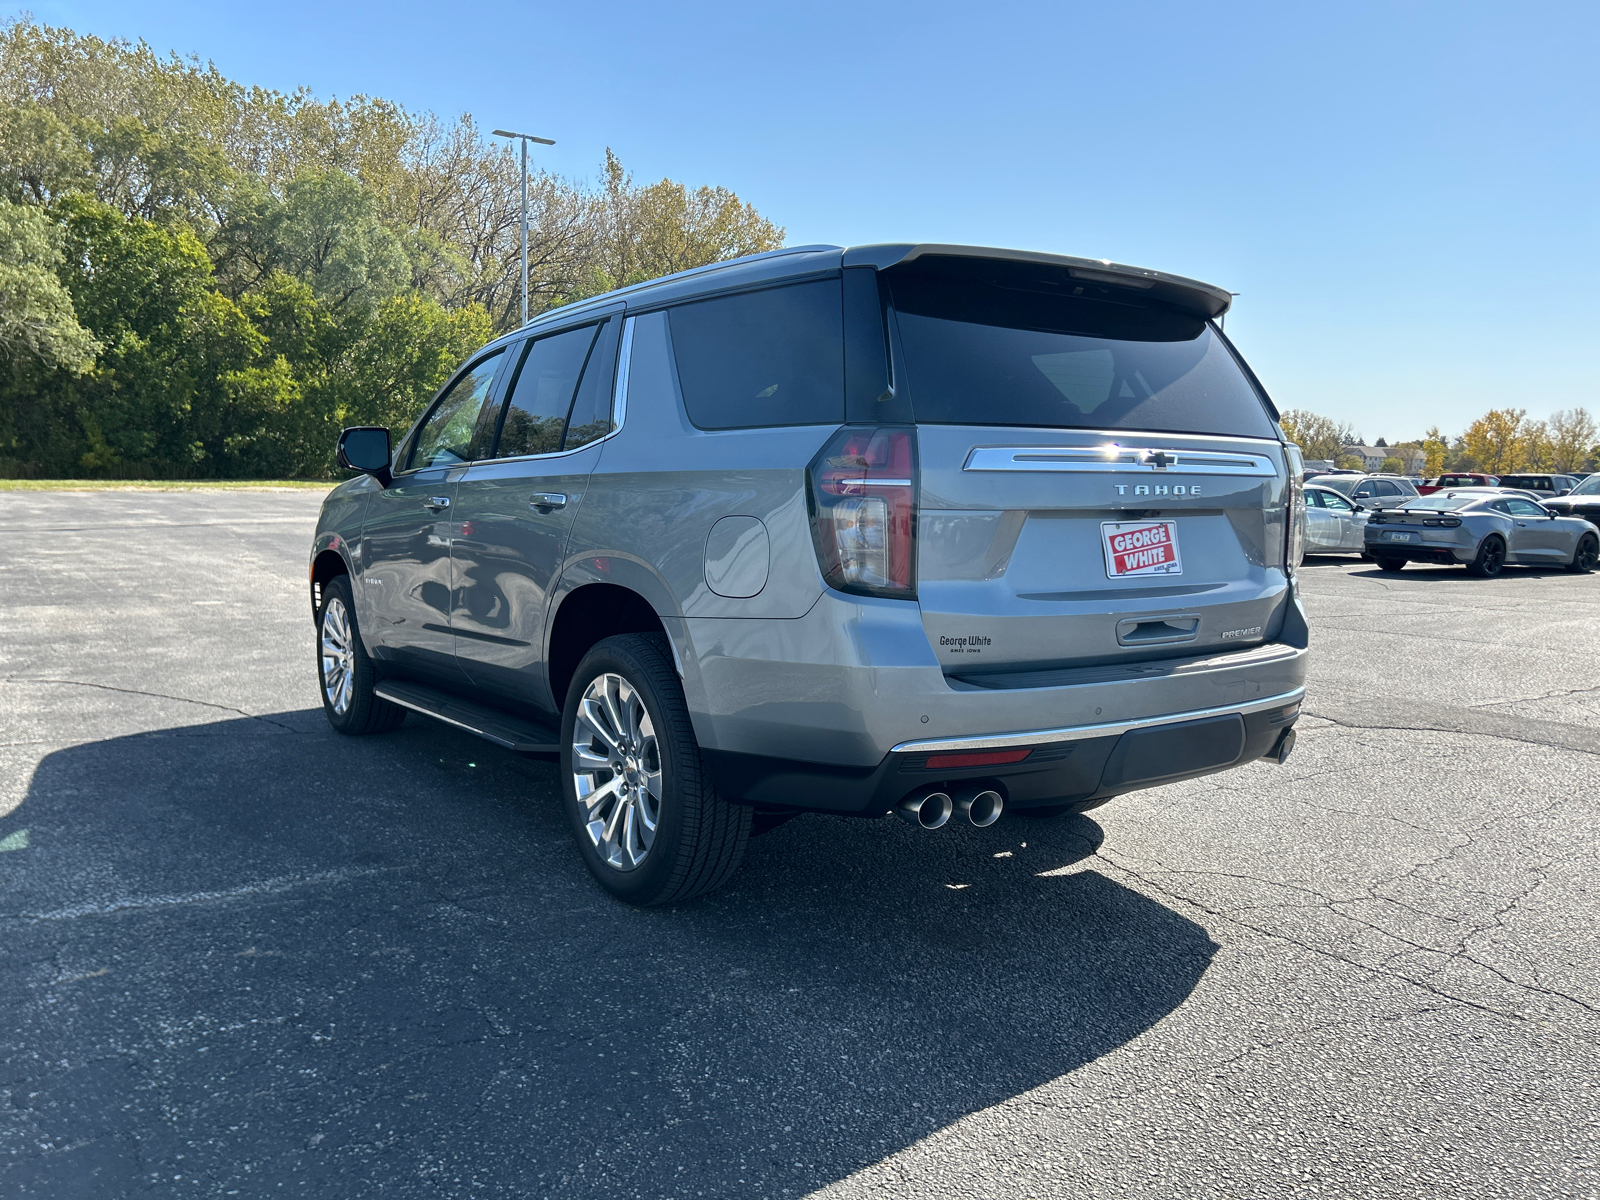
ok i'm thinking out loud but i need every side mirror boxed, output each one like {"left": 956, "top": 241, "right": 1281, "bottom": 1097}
{"left": 1352, "top": 503, "right": 1365, "bottom": 512}
{"left": 337, "top": 426, "right": 392, "bottom": 487}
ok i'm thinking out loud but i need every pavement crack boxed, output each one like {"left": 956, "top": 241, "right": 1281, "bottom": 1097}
{"left": 0, "top": 675, "right": 298, "bottom": 732}
{"left": 1303, "top": 707, "right": 1600, "bottom": 757}
{"left": 1092, "top": 847, "right": 1600, "bottom": 1021}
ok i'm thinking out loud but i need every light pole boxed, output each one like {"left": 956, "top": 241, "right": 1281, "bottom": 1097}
{"left": 492, "top": 128, "right": 556, "bottom": 326}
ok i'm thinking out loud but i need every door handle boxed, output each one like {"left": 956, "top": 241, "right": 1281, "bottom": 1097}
{"left": 530, "top": 493, "right": 567, "bottom": 510}
{"left": 426, "top": 495, "right": 451, "bottom": 510}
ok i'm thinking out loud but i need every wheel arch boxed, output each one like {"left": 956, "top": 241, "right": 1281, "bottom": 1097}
{"left": 547, "top": 582, "right": 674, "bottom": 716}
{"left": 310, "top": 538, "right": 354, "bottom": 622}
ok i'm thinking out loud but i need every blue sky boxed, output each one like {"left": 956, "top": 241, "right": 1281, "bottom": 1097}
{"left": 19, "top": 0, "right": 1599, "bottom": 441}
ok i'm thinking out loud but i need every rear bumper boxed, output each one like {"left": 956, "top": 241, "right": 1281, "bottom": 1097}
{"left": 680, "top": 586, "right": 1310, "bottom": 814}
{"left": 1364, "top": 536, "right": 1472, "bottom": 564}
{"left": 704, "top": 692, "right": 1301, "bottom": 815}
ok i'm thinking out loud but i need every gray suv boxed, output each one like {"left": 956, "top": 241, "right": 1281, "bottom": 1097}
{"left": 311, "top": 244, "right": 1309, "bottom": 904}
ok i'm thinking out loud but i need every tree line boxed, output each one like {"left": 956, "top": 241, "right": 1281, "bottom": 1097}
{"left": 0, "top": 18, "right": 784, "bottom": 479}
{"left": 1280, "top": 407, "right": 1598, "bottom": 478}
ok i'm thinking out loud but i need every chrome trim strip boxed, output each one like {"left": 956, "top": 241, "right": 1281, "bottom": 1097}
{"left": 963, "top": 446, "right": 1277, "bottom": 476}
{"left": 450, "top": 316, "right": 636, "bottom": 472}
{"left": 612, "top": 315, "right": 634, "bottom": 431}
{"left": 890, "top": 687, "right": 1306, "bottom": 754}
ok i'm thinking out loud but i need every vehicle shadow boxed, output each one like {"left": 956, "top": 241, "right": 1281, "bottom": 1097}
{"left": 1348, "top": 563, "right": 1577, "bottom": 581}
{"left": 1, "top": 713, "right": 1218, "bottom": 1198}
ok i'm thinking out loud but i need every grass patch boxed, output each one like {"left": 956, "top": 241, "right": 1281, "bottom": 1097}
{"left": 0, "top": 479, "right": 334, "bottom": 492}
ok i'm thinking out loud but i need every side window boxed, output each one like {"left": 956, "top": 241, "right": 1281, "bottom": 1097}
{"left": 1374, "top": 480, "right": 1401, "bottom": 497}
{"left": 1352, "top": 484, "right": 1373, "bottom": 498}
{"left": 406, "top": 349, "right": 505, "bottom": 471}
{"left": 495, "top": 324, "right": 600, "bottom": 458}
{"left": 1488, "top": 500, "right": 1512, "bottom": 515}
{"left": 667, "top": 279, "right": 845, "bottom": 430}
{"left": 1324, "top": 493, "right": 1354, "bottom": 512}
{"left": 563, "top": 317, "right": 623, "bottom": 450}
{"left": 1505, "top": 497, "right": 1546, "bottom": 516}
{"left": 1303, "top": 490, "right": 1325, "bottom": 508}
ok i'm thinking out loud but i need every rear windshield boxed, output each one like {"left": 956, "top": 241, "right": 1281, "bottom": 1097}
{"left": 886, "top": 265, "right": 1276, "bottom": 438}
{"left": 1308, "top": 476, "right": 1356, "bottom": 494}
{"left": 1404, "top": 494, "right": 1476, "bottom": 510}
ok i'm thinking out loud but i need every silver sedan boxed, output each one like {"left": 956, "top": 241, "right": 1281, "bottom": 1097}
{"left": 1304, "top": 484, "right": 1369, "bottom": 554}
{"left": 1364, "top": 491, "right": 1600, "bottom": 577}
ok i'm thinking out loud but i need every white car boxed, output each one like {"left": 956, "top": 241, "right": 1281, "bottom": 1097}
{"left": 1303, "top": 484, "right": 1368, "bottom": 554}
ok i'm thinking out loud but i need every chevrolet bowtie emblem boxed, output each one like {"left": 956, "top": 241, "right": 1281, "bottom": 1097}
{"left": 1144, "top": 451, "right": 1174, "bottom": 469}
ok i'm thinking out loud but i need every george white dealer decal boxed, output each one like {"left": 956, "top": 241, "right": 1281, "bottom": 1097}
{"left": 939, "top": 634, "right": 992, "bottom": 654}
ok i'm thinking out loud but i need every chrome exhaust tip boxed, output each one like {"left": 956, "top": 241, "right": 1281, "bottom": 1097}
{"left": 896, "top": 788, "right": 953, "bottom": 830}
{"left": 954, "top": 784, "right": 1004, "bottom": 827}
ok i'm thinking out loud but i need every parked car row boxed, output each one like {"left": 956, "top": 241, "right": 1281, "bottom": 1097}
{"left": 1303, "top": 473, "right": 1600, "bottom": 577}
{"left": 1303, "top": 470, "right": 1590, "bottom": 499}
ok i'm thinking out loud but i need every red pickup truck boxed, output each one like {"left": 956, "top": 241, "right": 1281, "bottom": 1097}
{"left": 1417, "top": 473, "right": 1498, "bottom": 495}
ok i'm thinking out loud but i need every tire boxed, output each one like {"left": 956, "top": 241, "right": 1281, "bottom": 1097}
{"left": 1567, "top": 533, "right": 1599, "bottom": 573}
{"left": 560, "top": 633, "right": 750, "bottom": 905}
{"left": 317, "top": 575, "right": 407, "bottom": 735}
{"left": 1466, "top": 535, "right": 1506, "bottom": 578}
{"left": 1374, "top": 555, "right": 1406, "bottom": 572}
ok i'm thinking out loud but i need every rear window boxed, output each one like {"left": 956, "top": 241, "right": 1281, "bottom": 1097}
{"left": 668, "top": 280, "right": 844, "bottom": 430}
{"left": 1407, "top": 494, "right": 1476, "bottom": 510}
{"left": 1309, "top": 476, "right": 1356, "bottom": 494}
{"left": 885, "top": 264, "right": 1276, "bottom": 438}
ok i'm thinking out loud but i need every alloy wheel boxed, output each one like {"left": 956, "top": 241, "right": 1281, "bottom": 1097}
{"left": 571, "top": 672, "right": 661, "bottom": 871}
{"left": 1482, "top": 539, "right": 1505, "bottom": 575}
{"left": 320, "top": 597, "right": 355, "bottom": 714}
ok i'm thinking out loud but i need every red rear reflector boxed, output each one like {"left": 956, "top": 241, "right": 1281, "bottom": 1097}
{"left": 922, "top": 749, "right": 1032, "bottom": 770}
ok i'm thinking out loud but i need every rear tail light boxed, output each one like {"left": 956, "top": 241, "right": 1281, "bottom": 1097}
{"left": 1423, "top": 517, "right": 1462, "bottom": 527}
{"left": 1283, "top": 444, "right": 1305, "bottom": 575}
{"left": 807, "top": 425, "right": 917, "bottom": 598}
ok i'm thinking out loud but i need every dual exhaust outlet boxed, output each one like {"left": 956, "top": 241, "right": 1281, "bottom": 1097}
{"left": 896, "top": 783, "right": 1004, "bottom": 830}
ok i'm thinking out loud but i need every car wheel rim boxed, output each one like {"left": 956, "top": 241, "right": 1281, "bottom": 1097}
{"left": 1485, "top": 542, "right": 1503, "bottom": 572}
{"left": 1581, "top": 539, "right": 1598, "bottom": 570}
{"left": 572, "top": 672, "right": 661, "bottom": 872}
{"left": 320, "top": 597, "right": 355, "bottom": 715}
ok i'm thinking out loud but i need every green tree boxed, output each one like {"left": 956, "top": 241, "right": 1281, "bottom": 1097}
{"left": 0, "top": 196, "right": 99, "bottom": 372}
{"left": 1462, "top": 408, "right": 1526, "bottom": 476}
{"left": 0, "top": 16, "right": 788, "bottom": 478}
{"left": 1545, "top": 408, "right": 1596, "bottom": 474}
{"left": 594, "top": 148, "right": 784, "bottom": 294}
{"left": 1278, "top": 409, "right": 1346, "bottom": 463}
{"left": 1421, "top": 426, "right": 1449, "bottom": 477}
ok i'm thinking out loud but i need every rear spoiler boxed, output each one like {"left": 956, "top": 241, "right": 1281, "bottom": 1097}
{"left": 843, "top": 243, "right": 1234, "bottom": 320}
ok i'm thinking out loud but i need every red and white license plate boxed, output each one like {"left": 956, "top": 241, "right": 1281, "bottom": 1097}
{"left": 1102, "top": 520, "right": 1183, "bottom": 578}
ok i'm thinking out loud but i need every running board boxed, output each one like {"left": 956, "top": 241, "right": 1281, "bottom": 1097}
{"left": 374, "top": 680, "right": 561, "bottom": 753}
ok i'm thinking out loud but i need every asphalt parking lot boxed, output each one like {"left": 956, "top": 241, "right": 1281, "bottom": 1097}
{"left": 2, "top": 489, "right": 1598, "bottom": 1199}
